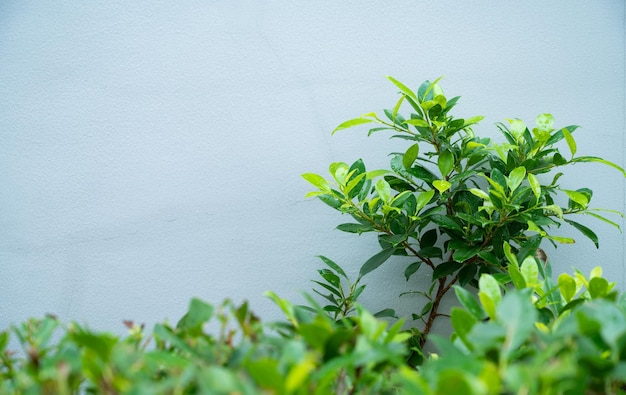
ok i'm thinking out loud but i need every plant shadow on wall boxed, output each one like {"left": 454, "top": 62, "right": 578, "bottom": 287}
{"left": 303, "top": 76, "right": 625, "bottom": 360}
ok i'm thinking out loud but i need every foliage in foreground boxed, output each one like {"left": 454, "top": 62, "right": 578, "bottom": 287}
{"left": 2, "top": 260, "right": 626, "bottom": 394}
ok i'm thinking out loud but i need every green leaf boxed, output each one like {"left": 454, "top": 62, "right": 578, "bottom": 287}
{"left": 374, "top": 308, "right": 398, "bottom": 319}
{"left": 359, "top": 248, "right": 395, "bottom": 277}
{"left": 433, "top": 261, "right": 461, "bottom": 280}
{"left": 457, "top": 264, "right": 478, "bottom": 286}
{"left": 404, "top": 261, "right": 422, "bottom": 281}
{"left": 544, "top": 124, "right": 577, "bottom": 144}
{"left": 562, "top": 189, "right": 589, "bottom": 208}
{"left": 178, "top": 298, "right": 213, "bottom": 332}
{"left": 503, "top": 242, "right": 518, "bottom": 267}
{"left": 527, "top": 173, "right": 541, "bottom": 198}
{"left": 469, "top": 188, "right": 490, "bottom": 200}
{"left": 318, "top": 269, "right": 340, "bottom": 287}
{"left": 453, "top": 246, "right": 481, "bottom": 263}
{"left": 497, "top": 291, "right": 537, "bottom": 358}
{"left": 588, "top": 277, "right": 609, "bottom": 299}
{"left": 582, "top": 211, "right": 622, "bottom": 231}
{"left": 415, "top": 189, "right": 435, "bottom": 212}
{"left": 430, "top": 215, "right": 462, "bottom": 232}
{"left": 404, "top": 118, "right": 430, "bottom": 128}
{"left": 375, "top": 179, "right": 391, "bottom": 203}
{"left": 336, "top": 223, "right": 375, "bottom": 234}
{"left": 479, "top": 274, "right": 501, "bottom": 306}
{"left": 387, "top": 76, "right": 417, "bottom": 100}
{"left": 453, "top": 286, "right": 486, "bottom": 320}
{"left": 332, "top": 117, "right": 374, "bottom": 135}
{"left": 535, "top": 113, "right": 554, "bottom": 132}
{"left": 542, "top": 204, "right": 563, "bottom": 219}
{"left": 557, "top": 273, "right": 576, "bottom": 302}
{"left": 508, "top": 262, "right": 526, "bottom": 289}
{"left": 403, "top": 144, "right": 420, "bottom": 169}
{"left": 506, "top": 166, "right": 526, "bottom": 193}
{"left": 432, "top": 179, "right": 451, "bottom": 193}
{"left": 570, "top": 156, "right": 626, "bottom": 176}
{"left": 418, "top": 246, "right": 443, "bottom": 258}
{"left": 302, "top": 173, "right": 330, "bottom": 191}
{"left": 564, "top": 219, "right": 599, "bottom": 248}
{"left": 451, "top": 307, "right": 477, "bottom": 347}
{"left": 561, "top": 127, "right": 576, "bottom": 157}
{"left": 437, "top": 150, "right": 454, "bottom": 176}
{"left": 520, "top": 256, "right": 539, "bottom": 286}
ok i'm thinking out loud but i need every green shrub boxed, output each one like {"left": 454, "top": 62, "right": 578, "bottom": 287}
{"left": 303, "top": 76, "right": 624, "bottom": 351}
{"left": 2, "top": 262, "right": 626, "bottom": 394}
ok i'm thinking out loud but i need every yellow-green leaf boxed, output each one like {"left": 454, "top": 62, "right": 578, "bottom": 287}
{"left": 433, "top": 180, "right": 451, "bottom": 193}
{"left": 332, "top": 117, "right": 374, "bottom": 135}
{"left": 528, "top": 173, "right": 541, "bottom": 198}
{"left": 562, "top": 127, "right": 577, "bottom": 157}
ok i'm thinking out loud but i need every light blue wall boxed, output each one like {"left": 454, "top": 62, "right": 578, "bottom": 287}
{"left": 1, "top": 1, "right": 624, "bottom": 332}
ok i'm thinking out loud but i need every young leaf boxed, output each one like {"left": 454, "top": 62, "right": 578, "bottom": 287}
{"left": 562, "top": 189, "right": 589, "bottom": 208}
{"left": 332, "top": 117, "right": 374, "bottom": 135}
{"left": 479, "top": 274, "right": 501, "bottom": 306}
{"left": 415, "top": 189, "right": 435, "bottom": 212}
{"left": 561, "top": 127, "right": 577, "bottom": 157}
{"left": 506, "top": 166, "right": 526, "bottom": 193}
{"left": 557, "top": 273, "right": 576, "bottom": 302}
{"left": 387, "top": 76, "right": 417, "bottom": 100}
{"left": 433, "top": 179, "right": 451, "bottom": 193}
{"left": 375, "top": 179, "right": 392, "bottom": 203}
{"left": 527, "top": 173, "right": 541, "bottom": 198}
{"left": 520, "top": 256, "right": 539, "bottom": 286}
{"left": 302, "top": 173, "right": 330, "bottom": 191}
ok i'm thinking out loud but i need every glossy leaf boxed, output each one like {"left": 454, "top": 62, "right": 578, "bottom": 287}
{"left": 403, "top": 144, "right": 420, "bottom": 169}
{"left": 506, "top": 166, "right": 526, "bottom": 193}
{"left": 438, "top": 150, "right": 454, "bottom": 176}
{"left": 433, "top": 179, "right": 451, "bottom": 193}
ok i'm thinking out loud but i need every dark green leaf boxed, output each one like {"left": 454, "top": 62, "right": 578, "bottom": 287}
{"left": 420, "top": 229, "right": 438, "bottom": 248}
{"left": 458, "top": 264, "right": 478, "bottom": 286}
{"left": 405, "top": 261, "right": 422, "bottom": 281}
{"left": 453, "top": 246, "right": 481, "bottom": 263}
{"left": 317, "top": 256, "right": 347, "bottom": 278}
{"left": 430, "top": 215, "right": 463, "bottom": 232}
{"left": 374, "top": 308, "right": 398, "bottom": 319}
{"left": 336, "top": 223, "right": 375, "bottom": 234}
{"left": 433, "top": 261, "right": 461, "bottom": 280}
{"left": 564, "top": 219, "right": 599, "bottom": 248}
{"left": 359, "top": 248, "right": 395, "bottom": 277}
{"left": 418, "top": 246, "right": 443, "bottom": 258}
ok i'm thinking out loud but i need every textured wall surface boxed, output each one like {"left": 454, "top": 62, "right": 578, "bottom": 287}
{"left": 1, "top": 1, "right": 624, "bottom": 333}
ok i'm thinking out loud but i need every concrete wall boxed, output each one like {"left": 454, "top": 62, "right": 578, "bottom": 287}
{"left": 1, "top": 1, "right": 624, "bottom": 333}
